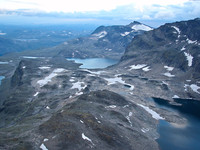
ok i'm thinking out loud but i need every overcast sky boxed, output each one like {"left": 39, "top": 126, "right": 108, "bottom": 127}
{"left": 0, "top": 0, "right": 200, "bottom": 26}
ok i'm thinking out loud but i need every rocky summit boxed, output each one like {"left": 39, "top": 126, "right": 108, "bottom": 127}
{"left": 0, "top": 19, "right": 199, "bottom": 150}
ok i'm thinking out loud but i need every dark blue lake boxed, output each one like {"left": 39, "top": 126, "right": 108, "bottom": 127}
{"left": 0, "top": 76, "right": 5, "bottom": 85}
{"left": 67, "top": 58, "right": 118, "bottom": 69}
{"left": 152, "top": 98, "right": 200, "bottom": 150}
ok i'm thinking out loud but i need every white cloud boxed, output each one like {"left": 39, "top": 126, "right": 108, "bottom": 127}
{"left": 0, "top": 0, "right": 199, "bottom": 26}
{"left": 0, "top": 0, "right": 191, "bottom": 13}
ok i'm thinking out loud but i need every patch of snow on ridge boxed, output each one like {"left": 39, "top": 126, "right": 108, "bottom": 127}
{"left": 81, "top": 69, "right": 105, "bottom": 75}
{"left": 137, "top": 104, "right": 164, "bottom": 120}
{"left": 132, "top": 24, "right": 153, "bottom": 31}
{"left": 82, "top": 133, "right": 94, "bottom": 145}
{"left": 190, "top": 84, "right": 200, "bottom": 94}
{"left": 129, "top": 64, "right": 147, "bottom": 70}
{"left": 40, "top": 143, "right": 48, "bottom": 150}
{"left": 126, "top": 112, "right": 133, "bottom": 127}
{"left": 141, "top": 128, "right": 149, "bottom": 133}
{"left": 181, "top": 46, "right": 186, "bottom": 51}
{"left": 121, "top": 32, "right": 130, "bottom": 36}
{"left": 172, "top": 26, "right": 181, "bottom": 35}
{"left": 104, "top": 76, "right": 134, "bottom": 90}
{"left": 184, "top": 52, "right": 193, "bottom": 67}
{"left": 43, "top": 138, "right": 49, "bottom": 142}
{"left": 186, "top": 38, "right": 197, "bottom": 44}
{"left": 163, "top": 72, "right": 175, "bottom": 77}
{"left": 142, "top": 66, "right": 151, "bottom": 72}
{"left": 105, "top": 105, "right": 116, "bottom": 109}
{"left": 39, "top": 66, "right": 51, "bottom": 70}
{"left": 93, "top": 31, "right": 107, "bottom": 38}
{"left": 37, "top": 68, "right": 65, "bottom": 87}
{"left": 34, "top": 92, "right": 39, "bottom": 97}
{"left": 172, "top": 95, "right": 180, "bottom": 99}
{"left": 164, "top": 66, "right": 174, "bottom": 71}
{"left": 71, "top": 81, "right": 86, "bottom": 91}
{"left": 23, "top": 56, "right": 45, "bottom": 59}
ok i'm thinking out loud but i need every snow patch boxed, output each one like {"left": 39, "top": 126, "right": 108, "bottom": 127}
{"left": 82, "top": 69, "right": 105, "bottom": 75}
{"left": 34, "top": 92, "right": 39, "bottom": 97}
{"left": 141, "top": 128, "right": 149, "bottom": 133}
{"left": 71, "top": 81, "right": 86, "bottom": 91}
{"left": 37, "top": 68, "right": 65, "bottom": 87}
{"left": 93, "top": 31, "right": 107, "bottom": 38}
{"left": 172, "top": 95, "right": 180, "bottom": 99}
{"left": 23, "top": 56, "right": 45, "bottom": 59}
{"left": 39, "top": 66, "right": 51, "bottom": 70}
{"left": 190, "top": 84, "right": 200, "bottom": 94}
{"left": 172, "top": 26, "right": 181, "bottom": 35}
{"left": 184, "top": 84, "right": 189, "bottom": 91}
{"left": 142, "top": 66, "right": 151, "bottom": 72}
{"left": 82, "top": 133, "right": 94, "bottom": 145}
{"left": 181, "top": 46, "right": 186, "bottom": 51}
{"left": 126, "top": 112, "right": 133, "bottom": 127}
{"left": 164, "top": 66, "right": 174, "bottom": 71}
{"left": 184, "top": 52, "right": 193, "bottom": 67}
{"left": 137, "top": 104, "right": 164, "bottom": 120}
{"left": 132, "top": 24, "right": 153, "bottom": 31}
{"left": 43, "top": 138, "right": 49, "bottom": 142}
{"left": 40, "top": 143, "right": 48, "bottom": 150}
{"left": 105, "top": 105, "right": 116, "bottom": 109}
{"left": 163, "top": 72, "right": 175, "bottom": 77}
{"left": 104, "top": 77, "right": 134, "bottom": 90}
{"left": 186, "top": 38, "right": 197, "bottom": 44}
{"left": 162, "top": 81, "right": 168, "bottom": 85}
{"left": 95, "top": 117, "right": 101, "bottom": 123}
{"left": 129, "top": 64, "right": 147, "bottom": 70}
{"left": 121, "top": 32, "right": 130, "bottom": 36}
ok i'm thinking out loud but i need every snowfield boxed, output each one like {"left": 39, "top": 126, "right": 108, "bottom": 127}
{"left": 129, "top": 64, "right": 147, "bottom": 70}
{"left": 37, "top": 68, "right": 66, "bottom": 87}
{"left": 132, "top": 24, "right": 153, "bottom": 31}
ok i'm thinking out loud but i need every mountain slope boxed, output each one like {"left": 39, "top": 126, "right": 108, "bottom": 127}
{"left": 122, "top": 18, "right": 200, "bottom": 73}
{"left": 118, "top": 18, "right": 200, "bottom": 99}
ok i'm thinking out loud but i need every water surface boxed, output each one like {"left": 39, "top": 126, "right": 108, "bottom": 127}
{"left": 153, "top": 98, "right": 200, "bottom": 150}
{"left": 67, "top": 58, "right": 118, "bottom": 69}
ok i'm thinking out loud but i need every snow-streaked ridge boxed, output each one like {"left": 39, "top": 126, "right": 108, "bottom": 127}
{"left": 137, "top": 104, "right": 164, "bottom": 120}
{"left": 82, "top": 133, "right": 94, "bottom": 145}
{"left": 132, "top": 24, "right": 153, "bottom": 31}
{"left": 184, "top": 52, "right": 193, "bottom": 67}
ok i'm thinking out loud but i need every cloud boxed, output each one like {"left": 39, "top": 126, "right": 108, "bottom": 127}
{"left": 0, "top": 0, "right": 199, "bottom": 26}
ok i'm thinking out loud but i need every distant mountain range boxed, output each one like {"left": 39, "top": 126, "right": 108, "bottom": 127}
{"left": 15, "top": 21, "right": 152, "bottom": 60}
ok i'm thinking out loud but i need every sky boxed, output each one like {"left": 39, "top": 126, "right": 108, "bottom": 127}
{"left": 0, "top": 0, "right": 200, "bottom": 27}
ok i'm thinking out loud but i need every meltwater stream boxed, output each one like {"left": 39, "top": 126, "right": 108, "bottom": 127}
{"left": 152, "top": 98, "right": 200, "bottom": 150}
{"left": 67, "top": 58, "right": 118, "bottom": 69}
